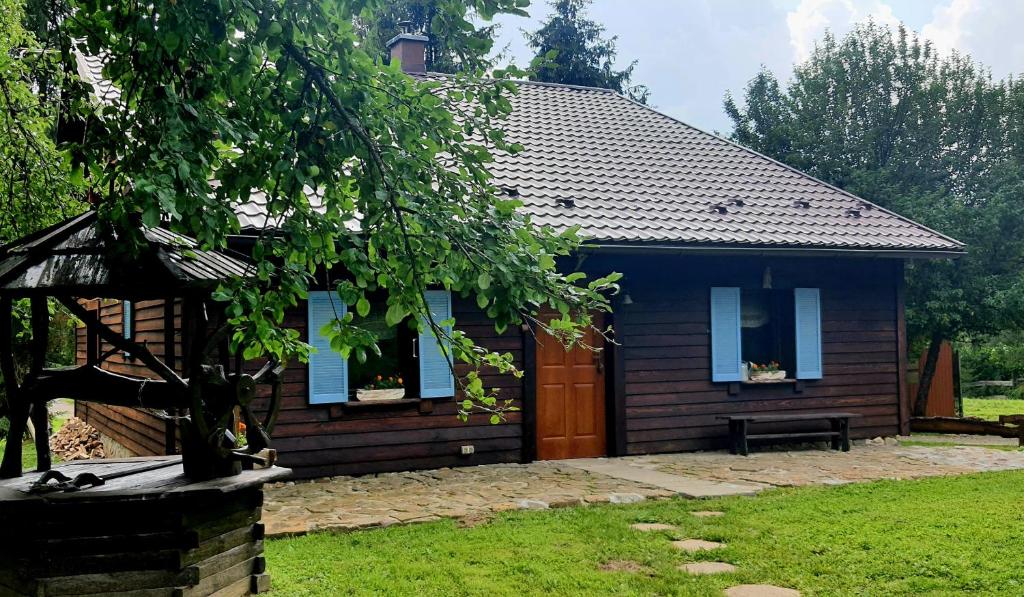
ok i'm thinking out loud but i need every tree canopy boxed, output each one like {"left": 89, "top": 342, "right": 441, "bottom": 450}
{"left": 1, "top": 0, "right": 619, "bottom": 423}
{"left": 724, "top": 22, "right": 1024, "bottom": 413}
{"left": 526, "top": 0, "right": 649, "bottom": 103}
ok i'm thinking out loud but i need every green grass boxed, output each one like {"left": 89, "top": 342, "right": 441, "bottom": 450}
{"left": 962, "top": 398, "right": 1024, "bottom": 421}
{"left": 266, "top": 471, "right": 1024, "bottom": 596}
{"left": 899, "top": 439, "right": 1021, "bottom": 451}
{"left": 0, "top": 410, "right": 68, "bottom": 471}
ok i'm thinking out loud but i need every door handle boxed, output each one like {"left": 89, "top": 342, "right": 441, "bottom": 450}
{"left": 594, "top": 352, "right": 604, "bottom": 374}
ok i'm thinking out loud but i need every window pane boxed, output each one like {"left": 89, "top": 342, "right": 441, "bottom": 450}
{"left": 348, "top": 311, "right": 408, "bottom": 400}
{"left": 741, "top": 289, "right": 796, "bottom": 376}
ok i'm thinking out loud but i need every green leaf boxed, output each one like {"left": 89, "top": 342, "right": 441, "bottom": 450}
{"left": 477, "top": 272, "right": 491, "bottom": 289}
{"left": 356, "top": 297, "right": 370, "bottom": 317}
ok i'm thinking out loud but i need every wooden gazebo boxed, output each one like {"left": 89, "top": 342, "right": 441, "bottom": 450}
{"left": 0, "top": 210, "right": 282, "bottom": 480}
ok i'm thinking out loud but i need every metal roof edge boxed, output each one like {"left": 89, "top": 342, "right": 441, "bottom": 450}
{"left": 581, "top": 242, "right": 965, "bottom": 260}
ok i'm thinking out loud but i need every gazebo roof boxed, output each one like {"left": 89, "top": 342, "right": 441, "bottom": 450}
{"left": 0, "top": 211, "right": 251, "bottom": 298}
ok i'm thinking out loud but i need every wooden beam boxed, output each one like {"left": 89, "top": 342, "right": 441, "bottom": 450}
{"left": 59, "top": 297, "right": 187, "bottom": 391}
{"left": 33, "top": 366, "right": 188, "bottom": 410}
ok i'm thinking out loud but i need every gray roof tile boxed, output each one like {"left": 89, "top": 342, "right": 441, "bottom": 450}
{"left": 458, "top": 77, "right": 962, "bottom": 252}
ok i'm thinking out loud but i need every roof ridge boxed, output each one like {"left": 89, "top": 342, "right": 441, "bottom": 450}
{"left": 420, "top": 71, "right": 619, "bottom": 94}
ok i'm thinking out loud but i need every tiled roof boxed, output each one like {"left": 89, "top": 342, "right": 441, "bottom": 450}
{"left": 463, "top": 78, "right": 962, "bottom": 253}
{"left": 74, "top": 47, "right": 962, "bottom": 253}
{"left": 0, "top": 212, "right": 251, "bottom": 294}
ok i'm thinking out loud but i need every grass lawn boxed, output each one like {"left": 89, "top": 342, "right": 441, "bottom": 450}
{"left": 962, "top": 398, "right": 1024, "bottom": 421}
{"left": 266, "top": 471, "right": 1024, "bottom": 596}
{"left": 0, "top": 408, "right": 68, "bottom": 471}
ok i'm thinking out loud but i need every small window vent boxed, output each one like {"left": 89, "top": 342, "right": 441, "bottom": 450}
{"left": 555, "top": 197, "right": 576, "bottom": 208}
{"left": 793, "top": 199, "right": 811, "bottom": 209}
{"left": 711, "top": 203, "right": 728, "bottom": 214}
{"left": 845, "top": 207, "right": 862, "bottom": 218}
{"left": 500, "top": 185, "right": 520, "bottom": 197}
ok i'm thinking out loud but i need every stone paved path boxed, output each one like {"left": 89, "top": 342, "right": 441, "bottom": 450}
{"left": 262, "top": 444, "right": 1024, "bottom": 537}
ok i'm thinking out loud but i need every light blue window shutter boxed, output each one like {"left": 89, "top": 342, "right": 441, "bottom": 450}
{"left": 122, "top": 300, "right": 133, "bottom": 339}
{"left": 710, "top": 287, "right": 743, "bottom": 382}
{"left": 419, "top": 290, "right": 456, "bottom": 398}
{"left": 307, "top": 291, "right": 348, "bottom": 404}
{"left": 794, "top": 288, "right": 823, "bottom": 380}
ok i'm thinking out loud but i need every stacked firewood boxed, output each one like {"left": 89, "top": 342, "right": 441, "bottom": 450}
{"left": 49, "top": 417, "right": 105, "bottom": 461}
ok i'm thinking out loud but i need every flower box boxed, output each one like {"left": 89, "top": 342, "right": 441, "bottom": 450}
{"left": 356, "top": 388, "right": 406, "bottom": 401}
{"left": 749, "top": 370, "right": 786, "bottom": 381}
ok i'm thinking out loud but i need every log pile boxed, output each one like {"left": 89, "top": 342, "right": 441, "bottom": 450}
{"left": 49, "top": 417, "right": 105, "bottom": 460}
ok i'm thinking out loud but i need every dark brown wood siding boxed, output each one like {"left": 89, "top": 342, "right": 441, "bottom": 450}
{"left": 72, "top": 254, "right": 905, "bottom": 478}
{"left": 249, "top": 295, "right": 524, "bottom": 479}
{"left": 74, "top": 299, "right": 181, "bottom": 456}
{"left": 603, "top": 255, "right": 902, "bottom": 454}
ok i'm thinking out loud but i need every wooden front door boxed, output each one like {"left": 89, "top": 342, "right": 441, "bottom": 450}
{"left": 535, "top": 314, "right": 607, "bottom": 460}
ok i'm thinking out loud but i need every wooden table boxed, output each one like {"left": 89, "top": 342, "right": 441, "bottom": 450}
{"left": 717, "top": 413, "right": 862, "bottom": 456}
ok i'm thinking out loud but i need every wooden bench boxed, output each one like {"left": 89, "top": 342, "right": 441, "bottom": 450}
{"left": 717, "top": 413, "right": 862, "bottom": 456}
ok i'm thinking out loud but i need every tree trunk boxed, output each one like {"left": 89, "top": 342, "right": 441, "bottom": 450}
{"left": 913, "top": 333, "right": 944, "bottom": 417}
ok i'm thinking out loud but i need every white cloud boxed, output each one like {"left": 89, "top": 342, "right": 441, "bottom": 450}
{"left": 786, "top": 0, "right": 901, "bottom": 62}
{"left": 922, "top": 0, "right": 1024, "bottom": 79}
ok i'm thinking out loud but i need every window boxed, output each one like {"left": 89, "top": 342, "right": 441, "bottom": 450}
{"left": 347, "top": 310, "right": 412, "bottom": 400}
{"left": 307, "top": 290, "right": 455, "bottom": 404}
{"left": 710, "top": 287, "right": 822, "bottom": 382}
{"left": 741, "top": 289, "right": 795, "bottom": 375}
{"left": 122, "top": 300, "right": 133, "bottom": 340}
{"left": 122, "top": 300, "right": 133, "bottom": 359}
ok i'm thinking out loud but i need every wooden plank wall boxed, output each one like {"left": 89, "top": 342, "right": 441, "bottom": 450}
{"left": 74, "top": 299, "right": 181, "bottom": 457}
{"left": 606, "top": 255, "right": 902, "bottom": 454}
{"left": 248, "top": 295, "right": 524, "bottom": 479}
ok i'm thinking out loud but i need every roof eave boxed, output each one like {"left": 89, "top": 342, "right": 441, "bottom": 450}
{"left": 581, "top": 242, "right": 965, "bottom": 260}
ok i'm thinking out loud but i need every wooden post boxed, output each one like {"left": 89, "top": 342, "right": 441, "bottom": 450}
{"left": 895, "top": 261, "right": 911, "bottom": 435}
{"left": 163, "top": 298, "right": 178, "bottom": 455}
{"left": 28, "top": 297, "right": 51, "bottom": 472}
{"left": 0, "top": 296, "right": 26, "bottom": 478}
{"left": 520, "top": 322, "right": 537, "bottom": 463}
{"left": 608, "top": 298, "right": 627, "bottom": 457}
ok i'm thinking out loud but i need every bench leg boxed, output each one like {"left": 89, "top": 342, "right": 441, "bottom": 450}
{"left": 737, "top": 420, "right": 749, "bottom": 456}
{"left": 830, "top": 418, "right": 841, "bottom": 450}
{"left": 839, "top": 418, "right": 851, "bottom": 452}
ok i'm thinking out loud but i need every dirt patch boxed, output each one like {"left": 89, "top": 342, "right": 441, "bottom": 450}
{"left": 598, "top": 560, "right": 654, "bottom": 575}
{"left": 456, "top": 512, "right": 495, "bottom": 528}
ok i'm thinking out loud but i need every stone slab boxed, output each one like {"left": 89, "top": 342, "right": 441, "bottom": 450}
{"left": 629, "top": 523, "right": 676, "bottom": 532}
{"left": 680, "top": 562, "right": 736, "bottom": 575}
{"left": 691, "top": 511, "right": 725, "bottom": 518}
{"left": 558, "top": 459, "right": 761, "bottom": 498}
{"left": 672, "top": 539, "right": 724, "bottom": 552}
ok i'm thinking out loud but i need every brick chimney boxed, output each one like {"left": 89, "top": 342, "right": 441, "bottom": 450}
{"left": 386, "top": 22, "right": 428, "bottom": 74}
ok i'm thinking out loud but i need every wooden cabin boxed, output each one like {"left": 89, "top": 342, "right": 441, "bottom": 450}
{"left": 74, "top": 36, "right": 963, "bottom": 479}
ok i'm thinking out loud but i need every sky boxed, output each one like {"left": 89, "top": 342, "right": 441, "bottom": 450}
{"left": 488, "top": 0, "right": 1024, "bottom": 134}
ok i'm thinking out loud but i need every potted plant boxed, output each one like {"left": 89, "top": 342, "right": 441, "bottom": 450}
{"left": 356, "top": 375, "right": 406, "bottom": 401}
{"left": 749, "top": 361, "right": 786, "bottom": 381}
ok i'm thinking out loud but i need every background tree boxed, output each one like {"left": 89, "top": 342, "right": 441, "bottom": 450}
{"left": 526, "top": 0, "right": 649, "bottom": 103}
{"left": 724, "top": 22, "right": 1024, "bottom": 415}
{"left": 357, "top": 0, "right": 501, "bottom": 73}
